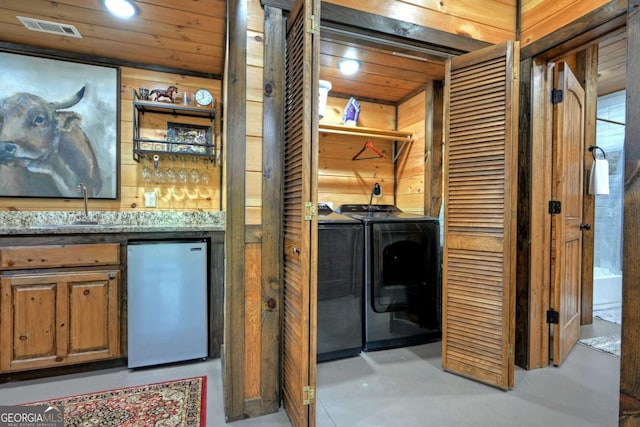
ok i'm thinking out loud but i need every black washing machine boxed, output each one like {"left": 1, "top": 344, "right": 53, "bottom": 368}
{"left": 337, "top": 204, "right": 441, "bottom": 351}
{"left": 317, "top": 203, "right": 364, "bottom": 362}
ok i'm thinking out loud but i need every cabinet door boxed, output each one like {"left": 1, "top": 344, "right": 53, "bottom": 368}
{"left": 0, "top": 270, "right": 120, "bottom": 372}
{"left": 0, "top": 275, "right": 60, "bottom": 371}
{"left": 66, "top": 270, "right": 120, "bottom": 363}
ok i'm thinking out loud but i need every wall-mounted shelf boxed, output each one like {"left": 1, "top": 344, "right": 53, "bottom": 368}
{"left": 132, "top": 90, "right": 217, "bottom": 163}
{"left": 319, "top": 123, "right": 412, "bottom": 143}
{"left": 133, "top": 99, "right": 216, "bottom": 120}
{"left": 319, "top": 123, "right": 413, "bottom": 162}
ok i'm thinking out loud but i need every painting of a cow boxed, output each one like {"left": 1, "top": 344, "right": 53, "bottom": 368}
{"left": 0, "top": 51, "right": 118, "bottom": 199}
{"left": 0, "top": 87, "right": 102, "bottom": 198}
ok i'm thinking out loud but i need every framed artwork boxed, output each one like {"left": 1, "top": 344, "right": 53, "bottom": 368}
{"left": 166, "top": 122, "right": 212, "bottom": 155}
{"left": 0, "top": 51, "right": 119, "bottom": 199}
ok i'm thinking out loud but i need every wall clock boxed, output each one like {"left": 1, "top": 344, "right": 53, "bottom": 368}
{"left": 194, "top": 88, "right": 213, "bottom": 106}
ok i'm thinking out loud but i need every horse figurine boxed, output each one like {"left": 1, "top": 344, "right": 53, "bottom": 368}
{"left": 149, "top": 86, "right": 178, "bottom": 103}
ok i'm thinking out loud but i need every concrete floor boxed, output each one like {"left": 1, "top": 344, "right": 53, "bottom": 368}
{"left": 0, "top": 318, "right": 620, "bottom": 427}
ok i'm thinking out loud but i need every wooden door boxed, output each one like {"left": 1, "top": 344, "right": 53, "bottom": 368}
{"left": 0, "top": 274, "right": 59, "bottom": 371}
{"left": 282, "top": 0, "right": 319, "bottom": 425}
{"left": 442, "top": 40, "right": 519, "bottom": 390}
{"left": 66, "top": 271, "right": 120, "bottom": 362}
{"left": 551, "top": 62, "right": 585, "bottom": 366}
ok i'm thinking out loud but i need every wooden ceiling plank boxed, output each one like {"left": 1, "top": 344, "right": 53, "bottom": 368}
{"left": 0, "top": 2, "right": 225, "bottom": 44}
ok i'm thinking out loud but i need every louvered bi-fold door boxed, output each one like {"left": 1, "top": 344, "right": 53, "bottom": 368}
{"left": 282, "top": 0, "right": 319, "bottom": 425}
{"left": 442, "top": 41, "right": 519, "bottom": 390}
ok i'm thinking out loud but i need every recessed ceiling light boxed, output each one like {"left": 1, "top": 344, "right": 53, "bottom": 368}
{"left": 104, "top": 0, "right": 138, "bottom": 18}
{"left": 338, "top": 59, "right": 360, "bottom": 76}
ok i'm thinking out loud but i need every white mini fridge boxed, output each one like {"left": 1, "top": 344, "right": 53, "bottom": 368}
{"left": 127, "top": 240, "right": 208, "bottom": 368}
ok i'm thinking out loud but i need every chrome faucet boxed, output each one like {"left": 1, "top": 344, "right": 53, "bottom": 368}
{"left": 74, "top": 183, "right": 98, "bottom": 225}
{"left": 78, "top": 183, "right": 89, "bottom": 218}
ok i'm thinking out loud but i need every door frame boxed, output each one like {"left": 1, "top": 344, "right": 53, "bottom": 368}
{"left": 519, "top": 5, "right": 624, "bottom": 369}
{"left": 524, "top": 46, "right": 601, "bottom": 369}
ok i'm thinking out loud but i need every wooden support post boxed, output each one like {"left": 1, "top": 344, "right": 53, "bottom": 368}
{"left": 259, "top": 5, "right": 285, "bottom": 415}
{"left": 621, "top": 0, "right": 640, "bottom": 424}
{"left": 224, "top": 0, "right": 247, "bottom": 421}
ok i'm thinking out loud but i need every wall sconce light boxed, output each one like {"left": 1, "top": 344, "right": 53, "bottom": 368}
{"left": 104, "top": 0, "right": 138, "bottom": 18}
{"left": 338, "top": 59, "right": 360, "bottom": 76}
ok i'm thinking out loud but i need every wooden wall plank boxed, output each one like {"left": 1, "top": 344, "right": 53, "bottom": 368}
{"left": 598, "top": 34, "right": 627, "bottom": 96}
{"left": 246, "top": 136, "right": 264, "bottom": 172}
{"left": 0, "top": 0, "right": 226, "bottom": 76}
{"left": 520, "top": 0, "right": 627, "bottom": 59}
{"left": 520, "top": 0, "right": 611, "bottom": 46}
{"left": 245, "top": 243, "right": 262, "bottom": 400}
{"left": 248, "top": 31, "right": 265, "bottom": 68}
{"left": 397, "top": 90, "right": 426, "bottom": 214}
{"left": 323, "top": 0, "right": 515, "bottom": 44}
{"left": 320, "top": 96, "right": 396, "bottom": 129}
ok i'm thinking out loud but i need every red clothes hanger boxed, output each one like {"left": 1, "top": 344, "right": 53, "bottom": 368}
{"left": 352, "top": 139, "right": 384, "bottom": 161}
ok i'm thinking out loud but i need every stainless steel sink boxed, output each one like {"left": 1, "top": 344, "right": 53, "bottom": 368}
{"left": 71, "top": 220, "right": 99, "bottom": 225}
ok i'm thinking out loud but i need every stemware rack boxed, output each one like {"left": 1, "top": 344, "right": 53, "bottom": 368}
{"left": 132, "top": 90, "right": 217, "bottom": 164}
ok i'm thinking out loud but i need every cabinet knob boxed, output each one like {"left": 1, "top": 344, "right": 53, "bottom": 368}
{"left": 109, "top": 273, "right": 116, "bottom": 280}
{"left": 83, "top": 289, "right": 90, "bottom": 296}
{"left": 55, "top": 356, "right": 64, "bottom": 362}
{"left": 18, "top": 335, "right": 27, "bottom": 341}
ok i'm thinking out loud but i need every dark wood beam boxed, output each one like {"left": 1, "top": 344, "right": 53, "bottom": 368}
{"left": 224, "top": 0, "right": 247, "bottom": 421}
{"left": 621, "top": 0, "right": 640, "bottom": 424}
{"left": 259, "top": 4, "right": 285, "bottom": 415}
{"left": 261, "top": 0, "right": 490, "bottom": 56}
{"left": 424, "top": 80, "right": 443, "bottom": 218}
{"left": 520, "top": 0, "right": 627, "bottom": 59}
{"left": 516, "top": 56, "right": 532, "bottom": 369}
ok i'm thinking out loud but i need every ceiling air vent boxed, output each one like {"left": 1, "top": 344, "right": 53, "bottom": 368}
{"left": 17, "top": 16, "right": 83, "bottom": 38}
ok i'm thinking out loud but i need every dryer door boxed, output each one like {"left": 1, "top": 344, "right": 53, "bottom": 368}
{"left": 371, "top": 221, "right": 439, "bottom": 320}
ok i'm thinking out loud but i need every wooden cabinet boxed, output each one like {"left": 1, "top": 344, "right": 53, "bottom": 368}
{"left": 0, "top": 244, "right": 120, "bottom": 373}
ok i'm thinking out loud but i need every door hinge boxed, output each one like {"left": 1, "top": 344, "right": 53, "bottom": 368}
{"left": 548, "top": 200, "right": 561, "bottom": 214}
{"left": 547, "top": 309, "right": 559, "bottom": 324}
{"left": 507, "top": 344, "right": 514, "bottom": 356}
{"left": 551, "top": 89, "right": 563, "bottom": 104}
{"left": 303, "top": 385, "right": 315, "bottom": 405}
{"left": 306, "top": 15, "right": 318, "bottom": 34}
{"left": 304, "top": 201, "right": 316, "bottom": 220}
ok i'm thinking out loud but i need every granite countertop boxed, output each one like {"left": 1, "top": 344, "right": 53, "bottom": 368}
{"left": 0, "top": 211, "right": 225, "bottom": 235}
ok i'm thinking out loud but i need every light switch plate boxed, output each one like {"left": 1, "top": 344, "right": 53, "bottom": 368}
{"left": 144, "top": 191, "right": 157, "bottom": 208}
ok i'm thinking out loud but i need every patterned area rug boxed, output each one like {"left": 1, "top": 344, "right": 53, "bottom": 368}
{"left": 579, "top": 334, "right": 621, "bottom": 357}
{"left": 578, "top": 307, "right": 622, "bottom": 357}
{"left": 23, "top": 376, "right": 206, "bottom": 426}
{"left": 593, "top": 307, "right": 622, "bottom": 325}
